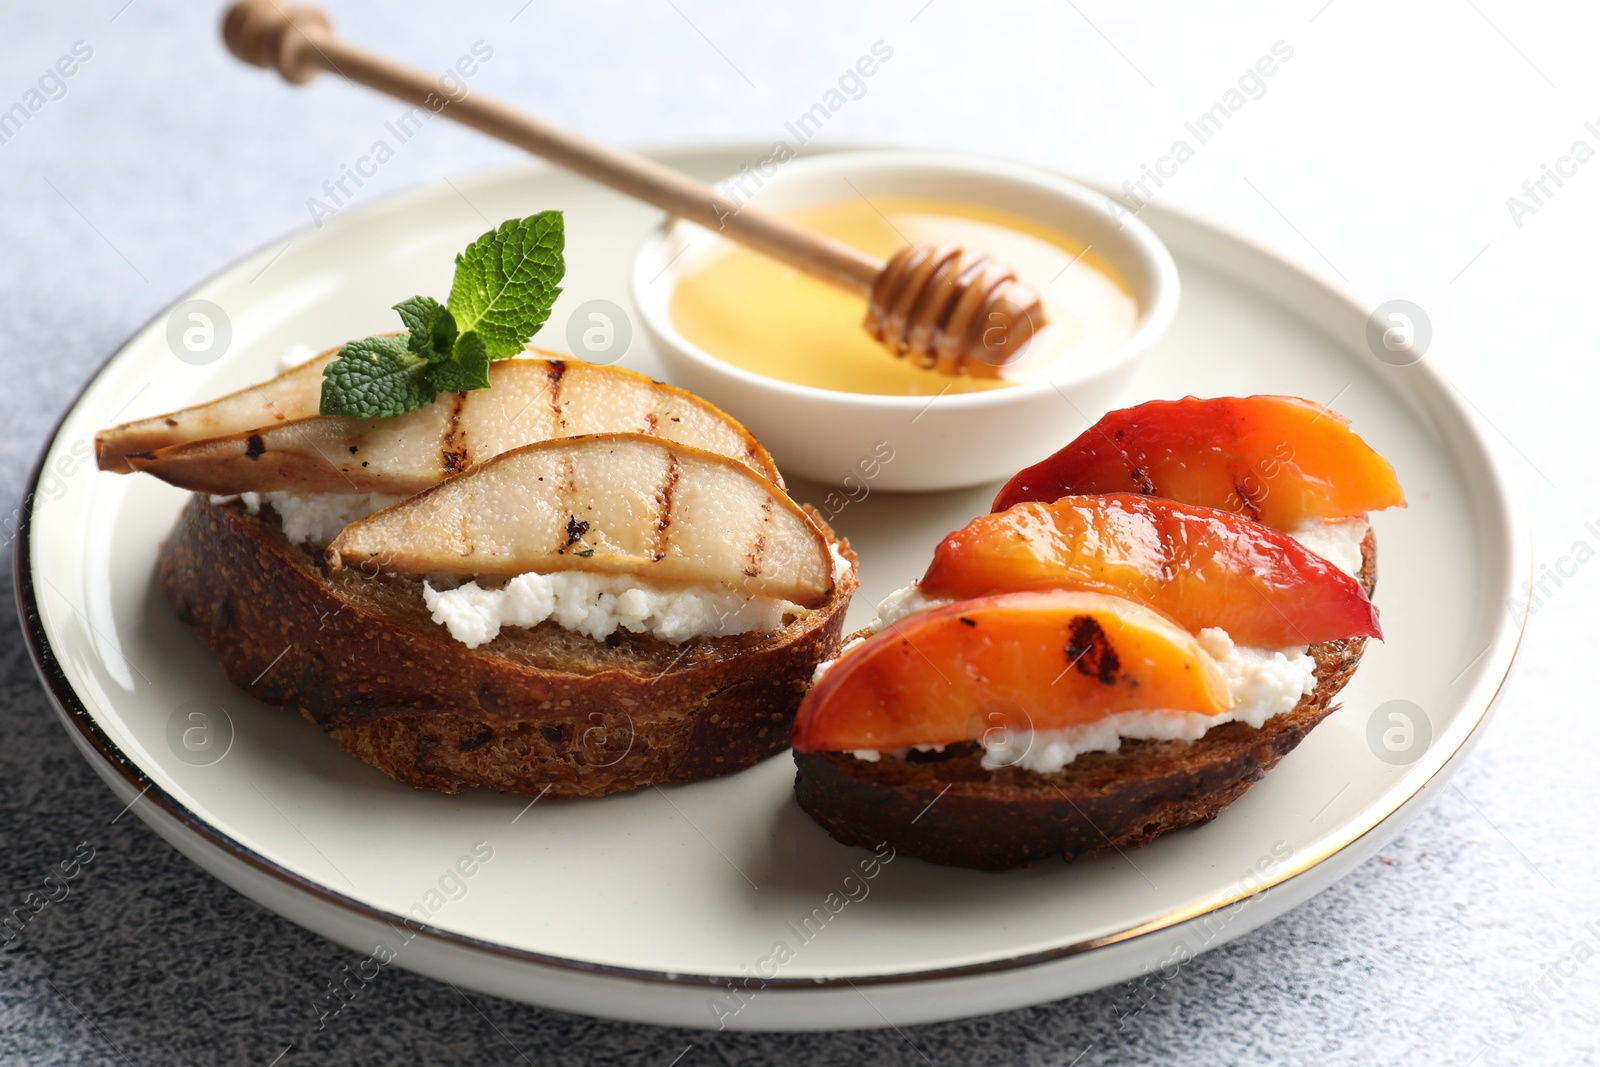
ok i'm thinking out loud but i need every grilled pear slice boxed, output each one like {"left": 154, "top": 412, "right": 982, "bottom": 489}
{"left": 116, "top": 356, "right": 782, "bottom": 495}
{"left": 95, "top": 346, "right": 338, "bottom": 473}
{"left": 326, "top": 433, "right": 833, "bottom": 607}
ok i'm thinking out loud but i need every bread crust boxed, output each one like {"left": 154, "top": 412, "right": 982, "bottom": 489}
{"left": 158, "top": 496, "right": 856, "bottom": 798}
{"left": 792, "top": 529, "right": 1376, "bottom": 871}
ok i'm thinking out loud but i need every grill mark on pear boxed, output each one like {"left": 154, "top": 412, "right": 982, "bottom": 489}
{"left": 744, "top": 498, "right": 772, "bottom": 578}
{"left": 441, "top": 394, "right": 469, "bottom": 476}
{"left": 547, "top": 360, "right": 567, "bottom": 433}
{"left": 650, "top": 454, "right": 682, "bottom": 561}
{"left": 555, "top": 453, "right": 578, "bottom": 556}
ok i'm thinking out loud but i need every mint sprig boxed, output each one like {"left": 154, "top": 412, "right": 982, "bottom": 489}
{"left": 319, "top": 212, "right": 565, "bottom": 419}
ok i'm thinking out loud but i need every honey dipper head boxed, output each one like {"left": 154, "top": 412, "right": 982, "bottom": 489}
{"left": 865, "top": 244, "right": 1046, "bottom": 378}
{"left": 222, "top": 0, "right": 331, "bottom": 84}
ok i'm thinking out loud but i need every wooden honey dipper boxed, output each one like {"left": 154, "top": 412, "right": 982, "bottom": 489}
{"left": 222, "top": 0, "right": 1046, "bottom": 377}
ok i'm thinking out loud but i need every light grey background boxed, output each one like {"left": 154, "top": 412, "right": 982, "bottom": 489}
{"left": 3, "top": 1, "right": 1597, "bottom": 1063}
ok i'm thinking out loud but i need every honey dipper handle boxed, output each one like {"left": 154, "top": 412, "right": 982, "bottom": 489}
{"left": 222, "top": 0, "right": 883, "bottom": 293}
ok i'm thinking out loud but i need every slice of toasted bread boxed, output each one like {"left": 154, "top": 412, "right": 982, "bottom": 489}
{"left": 792, "top": 528, "right": 1376, "bottom": 871}
{"left": 159, "top": 496, "right": 856, "bottom": 798}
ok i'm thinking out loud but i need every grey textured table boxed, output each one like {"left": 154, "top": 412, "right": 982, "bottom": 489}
{"left": 4, "top": 2, "right": 1597, "bottom": 1063}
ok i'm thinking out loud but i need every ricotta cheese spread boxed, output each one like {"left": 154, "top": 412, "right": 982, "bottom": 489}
{"left": 264, "top": 491, "right": 401, "bottom": 545}
{"left": 213, "top": 490, "right": 400, "bottom": 546}
{"left": 826, "top": 541, "right": 854, "bottom": 587}
{"left": 868, "top": 583, "right": 946, "bottom": 632}
{"left": 426, "top": 541, "right": 854, "bottom": 649}
{"left": 807, "top": 583, "right": 941, "bottom": 685}
{"left": 1286, "top": 516, "right": 1368, "bottom": 579}
{"left": 424, "top": 572, "right": 802, "bottom": 648}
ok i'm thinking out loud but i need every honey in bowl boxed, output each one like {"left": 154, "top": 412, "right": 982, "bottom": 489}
{"left": 669, "top": 198, "right": 1139, "bottom": 397}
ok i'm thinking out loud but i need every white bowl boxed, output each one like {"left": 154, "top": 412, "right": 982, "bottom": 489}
{"left": 630, "top": 150, "right": 1180, "bottom": 492}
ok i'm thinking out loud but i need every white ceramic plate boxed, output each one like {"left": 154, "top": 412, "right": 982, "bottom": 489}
{"left": 17, "top": 146, "right": 1527, "bottom": 1032}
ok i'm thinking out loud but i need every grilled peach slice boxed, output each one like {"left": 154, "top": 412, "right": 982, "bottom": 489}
{"left": 112, "top": 356, "right": 781, "bottom": 495}
{"left": 792, "top": 590, "right": 1232, "bottom": 753}
{"left": 920, "top": 494, "right": 1379, "bottom": 647}
{"left": 326, "top": 433, "right": 833, "bottom": 607}
{"left": 992, "top": 395, "right": 1405, "bottom": 528}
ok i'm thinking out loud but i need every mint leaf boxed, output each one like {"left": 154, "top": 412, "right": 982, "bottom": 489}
{"left": 316, "top": 212, "right": 566, "bottom": 420}
{"left": 448, "top": 212, "right": 564, "bottom": 360}
{"left": 428, "top": 331, "right": 491, "bottom": 394}
{"left": 320, "top": 335, "right": 436, "bottom": 418}
{"left": 394, "top": 295, "right": 457, "bottom": 362}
